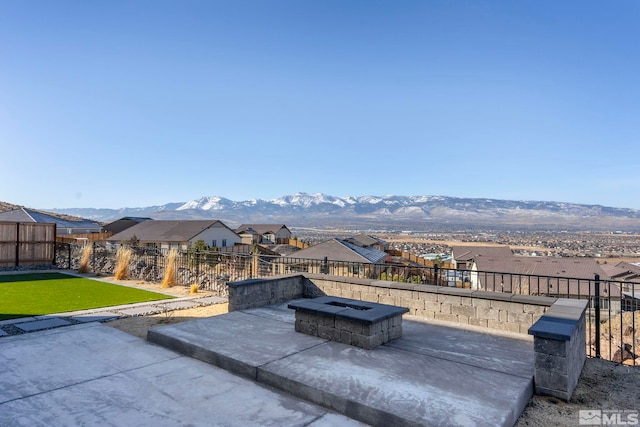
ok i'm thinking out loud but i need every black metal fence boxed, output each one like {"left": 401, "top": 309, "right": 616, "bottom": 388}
{"left": 56, "top": 243, "right": 638, "bottom": 365}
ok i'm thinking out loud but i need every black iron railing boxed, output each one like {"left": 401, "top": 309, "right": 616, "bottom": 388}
{"left": 55, "top": 243, "right": 638, "bottom": 365}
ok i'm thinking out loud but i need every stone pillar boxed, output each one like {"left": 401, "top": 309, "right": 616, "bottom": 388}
{"left": 528, "top": 298, "right": 588, "bottom": 401}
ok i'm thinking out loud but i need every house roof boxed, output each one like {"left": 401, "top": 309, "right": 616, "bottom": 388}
{"left": 236, "top": 224, "right": 289, "bottom": 235}
{"left": 451, "top": 245, "right": 513, "bottom": 262}
{"left": 285, "top": 238, "right": 387, "bottom": 264}
{"left": 0, "top": 208, "right": 101, "bottom": 230}
{"left": 237, "top": 228, "right": 259, "bottom": 236}
{"left": 472, "top": 256, "right": 619, "bottom": 297}
{"left": 344, "top": 233, "right": 388, "bottom": 248}
{"left": 103, "top": 217, "right": 153, "bottom": 235}
{"left": 106, "top": 220, "right": 236, "bottom": 243}
{"left": 600, "top": 263, "right": 632, "bottom": 279}
{"left": 608, "top": 261, "right": 640, "bottom": 282}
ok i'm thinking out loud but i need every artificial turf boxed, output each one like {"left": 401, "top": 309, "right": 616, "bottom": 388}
{"left": 0, "top": 272, "right": 175, "bottom": 321}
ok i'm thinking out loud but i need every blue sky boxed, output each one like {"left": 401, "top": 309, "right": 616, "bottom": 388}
{"left": 1, "top": 1, "right": 639, "bottom": 209}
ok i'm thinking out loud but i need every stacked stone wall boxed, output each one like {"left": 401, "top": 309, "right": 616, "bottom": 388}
{"left": 227, "top": 275, "right": 303, "bottom": 311}
{"left": 304, "top": 274, "right": 554, "bottom": 334}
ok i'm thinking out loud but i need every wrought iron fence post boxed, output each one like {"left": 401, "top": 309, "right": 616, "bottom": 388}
{"left": 92, "top": 241, "right": 96, "bottom": 272}
{"left": 68, "top": 243, "right": 72, "bottom": 269}
{"left": 434, "top": 264, "right": 439, "bottom": 286}
{"left": 196, "top": 249, "right": 200, "bottom": 278}
{"left": 594, "top": 274, "right": 601, "bottom": 358}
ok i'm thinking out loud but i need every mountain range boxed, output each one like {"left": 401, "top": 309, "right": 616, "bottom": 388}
{"left": 41, "top": 193, "right": 640, "bottom": 232}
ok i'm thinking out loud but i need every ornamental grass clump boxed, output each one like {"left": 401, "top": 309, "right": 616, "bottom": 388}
{"left": 114, "top": 246, "right": 132, "bottom": 280}
{"left": 77, "top": 244, "right": 92, "bottom": 274}
{"left": 190, "top": 283, "right": 199, "bottom": 294}
{"left": 162, "top": 248, "right": 179, "bottom": 288}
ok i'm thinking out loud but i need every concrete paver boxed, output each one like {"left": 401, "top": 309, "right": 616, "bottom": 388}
{"left": 15, "top": 317, "right": 72, "bottom": 333}
{"left": 69, "top": 312, "right": 122, "bottom": 323}
{"left": 158, "top": 300, "right": 198, "bottom": 310}
{"left": 0, "top": 317, "right": 36, "bottom": 326}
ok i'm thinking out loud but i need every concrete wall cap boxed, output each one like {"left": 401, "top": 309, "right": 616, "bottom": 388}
{"left": 228, "top": 274, "right": 302, "bottom": 287}
{"left": 436, "top": 287, "right": 474, "bottom": 296}
{"left": 511, "top": 294, "right": 556, "bottom": 306}
{"left": 553, "top": 298, "right": 589, "bottom": 309}
{"left": 388, "top": 282, "right": 419, "bottom": 291}
{"left": 413, "top": 284, "right": 440, "bottom": 293}
{"left": 528, "top": 318, "right": 575, "bottom": 341}
{"left": 470, "top": 290, "right": 513, "bottom": 302}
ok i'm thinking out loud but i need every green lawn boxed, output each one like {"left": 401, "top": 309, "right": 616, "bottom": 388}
{"left": 0, "top": 272, "right": 175, "bottom": 321}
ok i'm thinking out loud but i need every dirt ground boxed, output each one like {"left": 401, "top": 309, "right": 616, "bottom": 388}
{"left": 107, "top": 303, "right": 229, "bottom": 339}
{"left": 103, "top": 286, "right": 640, "bottom": 426}
{"left": 93, "top": 274, "right": 230, "bottom": 340}
{"left": 516, "top": 358, "right": 640, "bottom": 426}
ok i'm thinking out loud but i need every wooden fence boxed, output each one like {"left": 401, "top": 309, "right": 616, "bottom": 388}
{"left": 56, "top": 232, "right": 113, "bottom": 243}
{"left": 0, "top": 222, "right": 56, "bottom": 267}
{"left": 284, "top": 238, "right": 310, "bottom": 249}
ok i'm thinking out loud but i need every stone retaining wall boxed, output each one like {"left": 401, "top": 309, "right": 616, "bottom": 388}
{"left": 304, "top": 274, "right": 555, "bottom": 334}
{"left": 228, "top": 273, "right": 556, "bottom": 335}
{"left": 227, "top": 274, "right": 304, "bottom": 311}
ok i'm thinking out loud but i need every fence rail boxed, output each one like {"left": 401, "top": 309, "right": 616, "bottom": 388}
{"left": 54, "top": 243, "right": 639, "bottom": 365}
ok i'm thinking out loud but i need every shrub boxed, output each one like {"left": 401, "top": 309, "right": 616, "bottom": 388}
{"left": 114, "top": 246, "right": 132, "bottom": 280}
{"left": 77, "top": 244, "right": 92, "bottom": 274}
{"left": 409, "top": 275, "right": 422, "bottom": 284}
{"left": 162, "top": 249, "right": 179, "bottom": 288}
{"left": 190, "top": 283, "right": 199, "bottom": 294}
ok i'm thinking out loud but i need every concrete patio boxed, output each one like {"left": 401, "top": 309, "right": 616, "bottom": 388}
{"left": 149, "top": 300, "right": 535, "bottom": 426}
{"left": 0, "top": 321, "right": 366, "bottom": 427}
{"left": 0, "top": 300, "right": 535, "bottom": 426}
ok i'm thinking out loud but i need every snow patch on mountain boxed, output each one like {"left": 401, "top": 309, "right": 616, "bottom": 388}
{"left": 177, "top": 196, "right": 233, "bottom": 211}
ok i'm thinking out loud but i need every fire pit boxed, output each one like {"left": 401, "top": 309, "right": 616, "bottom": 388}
{"left": 288, "top": 296, "right": 408, "bottom": 349}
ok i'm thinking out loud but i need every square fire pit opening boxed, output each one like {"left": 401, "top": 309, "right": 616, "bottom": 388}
{"left": 325, "top": 301, "right": 371, "bottom": 310}
{"left": 288, "top": 296, "right": 409, "bottom": 350}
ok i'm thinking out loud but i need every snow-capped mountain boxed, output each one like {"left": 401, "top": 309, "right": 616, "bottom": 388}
{"left": 177, "top": 197, "right": 235, "bottom": 211}
{"left": 44, "top": 192, "right": 640, "bottom": 231}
